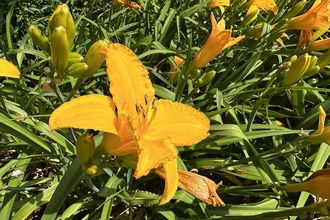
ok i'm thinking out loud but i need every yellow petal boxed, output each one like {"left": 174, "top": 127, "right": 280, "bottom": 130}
{"left": 159, "top": 158, "right": 178, "bottom": 205}
{"left": 0, "top": 58, "right": 20, "bottom": 78}
{"left": 249, "top": 0, "right": 278, "bottom": 15}
{"left": 102, "top": 132, "right": 137, "bottom": 156}
{"left": 106, "top": 43, "right": 155, "bottom": 115}
{"left": 223, "top": 35, "right": 245, "bottom": 50}
{"left": 134, "top": 137, "right": 177, "bottom": 179}
{"left": 316, "top": 106, "right": 326, "bottom": 134}
{"left": 49, "top": 94, "right": 117, "bottom": 133}
{"left": 145, "top": 99, "right": 210, "bottom": 146}
{"left": 217, "top": 19, "right": 226, "bottom": 32}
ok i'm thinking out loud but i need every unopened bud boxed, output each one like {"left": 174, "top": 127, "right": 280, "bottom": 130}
{"left": 76, "top": 134, "right": 95, "bottom": 164}
{"left": 50, "top": 26, "right": 69, "bottom": 77}
{"left": 84, "top": 40, "right": 108, "bottom": 77}
{"left": 316, "top": 49, "right": 330, "bottom": 70}
{"left": 28, "top": 26, "right": 50, "bottom": 52}
{"left": 241, "top": 5, "right": 260, "bottom": 27}
{"left": 283, "top": 54, "right": 312, "bottom": 86}
{"left": 283, "top": 0, "right": 306, "bottom": 20}
{"left": 68, "top": 52, "right": 84, "bottom": 64}
{"left": 48, "top": 4, "right": 75, "bottom": 48}
{"left": 68, "top": 62, "right": 88, "bottom": 77}
{"left": 198, "top": 70, "right": 216, "bottom": 87}
{"left": 85, "top": 164, "right": 98, "bottom": 176}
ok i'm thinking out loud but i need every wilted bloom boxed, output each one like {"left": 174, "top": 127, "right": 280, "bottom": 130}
{"left": 208, "top": 0, "right": 230, "bottom": 13}
{"left": 156, "top": 169, "right": 225, "bottom": 207}
{"left": 305, "top": 106, "right": 330, "bottom": 145}
{"left": 285, "top": 0, "right": 330, "bottom": 30}
{"left": 0, "top": 59, "right": 20, "bottom": 78}
{"left": 49, "top": 43, "right": 210, "bottom": 205}
{"left": 113, "top": 0, "right": 143, "bottom": 10}
{"left": 282, "top": 169, "right": 330, "bottom": 199}
{"left": 187, "top": 13, "right": 244, "bottom": 75}
{"left": 247, "top": 0, "right": 278, "bottom": 15}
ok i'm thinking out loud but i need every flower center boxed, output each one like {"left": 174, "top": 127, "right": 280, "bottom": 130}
{"left": 135, "top": 95, "right": 157, "bottom": 133}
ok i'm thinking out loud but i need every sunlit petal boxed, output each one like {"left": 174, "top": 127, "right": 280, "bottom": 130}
{"left": 145, "top": 99, "right": 210, "bottom": 146}
{"left": 134, "top": 137, "right": 177, "bottom": 179}
{"left": 159, "top": 158, "right": 178, "bottom": 205}
{"left": 49, "top": 94, "right": 117, "bottom": 133}
{"left": 106, "top": 43, "right": 155, "bottom": 115}
{"left": 0, "top": 58, "right": 20, "bottom": 78}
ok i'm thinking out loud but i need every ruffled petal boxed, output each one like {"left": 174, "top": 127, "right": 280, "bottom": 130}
{"left": 145, "top": 99, "right": 210, "bottom": 146}
{"left": 49, "top": 94, "right": 117, "bottom": 133}
{"left": 0, "top": 58, "right": 20, "bottom": 78}
{"left": 134, "top": 137, "right": 177, "bottom": 179}
{"left": 159, "top": 158, "right": 178, "bottom": 205}
{"left": 106, "top": 43, "right": 155, "bottom": 115}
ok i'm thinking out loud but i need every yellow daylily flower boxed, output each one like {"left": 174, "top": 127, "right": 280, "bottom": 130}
{"left": 0, "top": 58, "right": 20, "bottom": 78}
{"left": 156, "top": 169, "right": 225, "bottom": 207}
{"left": 208, "top": 0, "right": 230, "bottom": 13}
{"left": 49, "top": 43, "right": 210, "bottom": 205}
{"left": 285, "top": 0, "right": 330, "bottom": 30}
{"left": 247, "top": 0, "right": 278, "bottom": 15}
{"left": 305, "top": 106, "right": 330, "bottom": 145}
{"left": 187, "top": 13, "right": 244, "bottom": 75}
{"left": 282, "top": 169, "right": 330, "bottom": 199}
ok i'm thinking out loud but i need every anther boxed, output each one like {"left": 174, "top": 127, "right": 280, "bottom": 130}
{"left": 152, "top": 98, "right": 157, "bottom": 109}
{"left": 144, "top": 95, "right": 149, "bottom": 105}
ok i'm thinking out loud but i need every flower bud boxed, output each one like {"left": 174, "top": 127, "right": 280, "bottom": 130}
{"left": 50, "top": 26, "right": 69, "bottom": 77}
{"left": 68, "top": 52, "right": 84, "bottom": 64}
{"left": 67, "top": 62, "right": 89, "bottom": 77}
{"left": 48, "top": 4, "right": 75, "bottom": 48}
{"left": 241, "top": 5, "right": 260, "bottom": 27}
{"left": 85, "top": 164, "right": 98, "bottom": 176}
{"left": 316, "top": 49, "right": 330, "bottom": 70}
{"left": 84, "top": 40, "right": 108, "bottom": 77}
{"left": 281, "top": 169, "right": 330, "bottom": 199}
{"left": 28, "top": 26, "right": 50, "bottom": 52}
{"left": 198, "top": 70, "right": 216, "bottom": 87}
{"left": 282, "top": 54, "right": 312, "bottom": 86}
{"left": 305, "top": 106, "right": 330, "bottom": 145}
{"left": 76, "top": 134, "right": 95, "bottom": 164}
{"left": 283, "top": 0, "right": 306, "bottom": 20}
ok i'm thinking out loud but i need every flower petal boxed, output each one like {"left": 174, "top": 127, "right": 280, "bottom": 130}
{"left": 106, "top": 43, "right": 155, "bottom": 115}
{"left": 0, "top": 58, "right": 20, "bottom": 78}
{"left": 49, "top": 94, "right": 117, "bottom": 133}
{"left": 134, "top": 137, "right": 177, "bottom": 179}
{"left": 145, "top": 99, "right": 210, "bottom": 146}
{"left": 159, "top": 158, "right": 178, "bottom": 205}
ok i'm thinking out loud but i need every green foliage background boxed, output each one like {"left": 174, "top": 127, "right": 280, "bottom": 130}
{"left": 0, "top": 0, "right": 330, "bottom": 219}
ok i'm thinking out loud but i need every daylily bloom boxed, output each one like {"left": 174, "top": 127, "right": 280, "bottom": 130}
{"left": 208, "top": 0, "right": 230, "bottom": 13}
{"left": 49, "top": 43, "right": 210, "bottom": 205}
{"left": 187, "top": 13, "right": 244, "bottom": 75}
{"left": 247, "top": 0, "right": 278, "bottom": 15}
{"left": 282, "top": 169, "right": 330, "bottom": 199}
{"left": 305, "top": 37, "right": 330, "bottom": 51}
{"left": 0, "top": 58, "right": 20, "bottom": 78}
{"left": 285, "top": 0, "right": 330, "bottom": 30}
{"left": 156, "top": 169, "right": 225, "bottom": 207}
{"left": 305, "top": 106, "right": 330, "bottom": 145}
{"left": 113, "top": 0, "right": 143, "bottom": 10}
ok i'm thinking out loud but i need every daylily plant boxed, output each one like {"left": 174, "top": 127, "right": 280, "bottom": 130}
{"left": 0, "top": 58, "right": 20, "bottom": 78}
{"left": 49, "top": 43, "right": 210, "bottom": 205}
{"left": 285, "top": 0, "right": 330, "bottom": 30}
{"left": 186, "top": 13, "right": 244, "bottom": 75}
{"left": 247, "top": 0, "right": 278, "bottom": 15}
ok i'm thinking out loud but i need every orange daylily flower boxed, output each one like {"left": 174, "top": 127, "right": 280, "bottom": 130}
{"left": 49, "top": 43, "right": 210, "bottom": 205}
{"left": 247, "top": 0, "right": 278, "bottom": 15}
{"left": 208, "top": 0, "right": 230, "bottom": 13}
{"left": 113, "top": 0, "right": 143, "bottom": 10}
{"left": 305, "top": 106, "right": 330, "bottom": 145}
{"left": 285, "top": 0, "right": 330, "bottom": 30}
{"left": 282, "top": 169, "right": 330, "bottom": 199}
{"left": 187, "top": 13, "right": 244, "bottom": 75}
{"left": 305, "top": 37, "right": 330, "bottom": 51}
{"left": 0, "top": 58, "right": 20, "bottom": 78}
{"left": 156, "top": 169, "right": 225, "bottom": 207}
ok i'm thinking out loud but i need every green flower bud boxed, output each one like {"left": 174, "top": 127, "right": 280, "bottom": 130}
{"left": 67, "top": 62, "right": 89, "bottom": 77}
{"left": 50, "top": 26, "right": 69, "bottom": 77}
{"left": 198, "top": 70, "right": 216, "bottom": 87}
{"left": 84, "top": 40, "right": 108, "bottom": 77}
{"left": 28, "top": 26, "right": 50, "bottom": 52}
{"left": 282, "top": 54, "right": 312, "bottom": 86}
{"left": 76, "top": 134, "right": 95, "bottom": 164}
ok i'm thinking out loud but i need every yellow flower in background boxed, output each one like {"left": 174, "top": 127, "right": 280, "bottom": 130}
{"left": 156, "top": 169, "right": 225, "bottom": 207}
{"left": 113, "top": 0, "right": 143, "bottom": 10}
{"left": 282, "top": 169, "right": 330, "bottom": 199}
{"left": 306, "top": 106, "right": 330, "bottom": 145}
{"left": 0, "top": 59, "right": 20, "bottom": 78}
{"left": 187, "top": 13, "right": 244, "bottom": 75}
{"left": 208, "top": 0, "right": 230, "bottom": 13}
{"left": 248, "top": 0, "right": 278, "bottom": 15}
{"left": 49, "top": 43, "right": 210, "bottom": 205}
{"left": 285, "top": 0, "right": 330, "bottom": 30}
